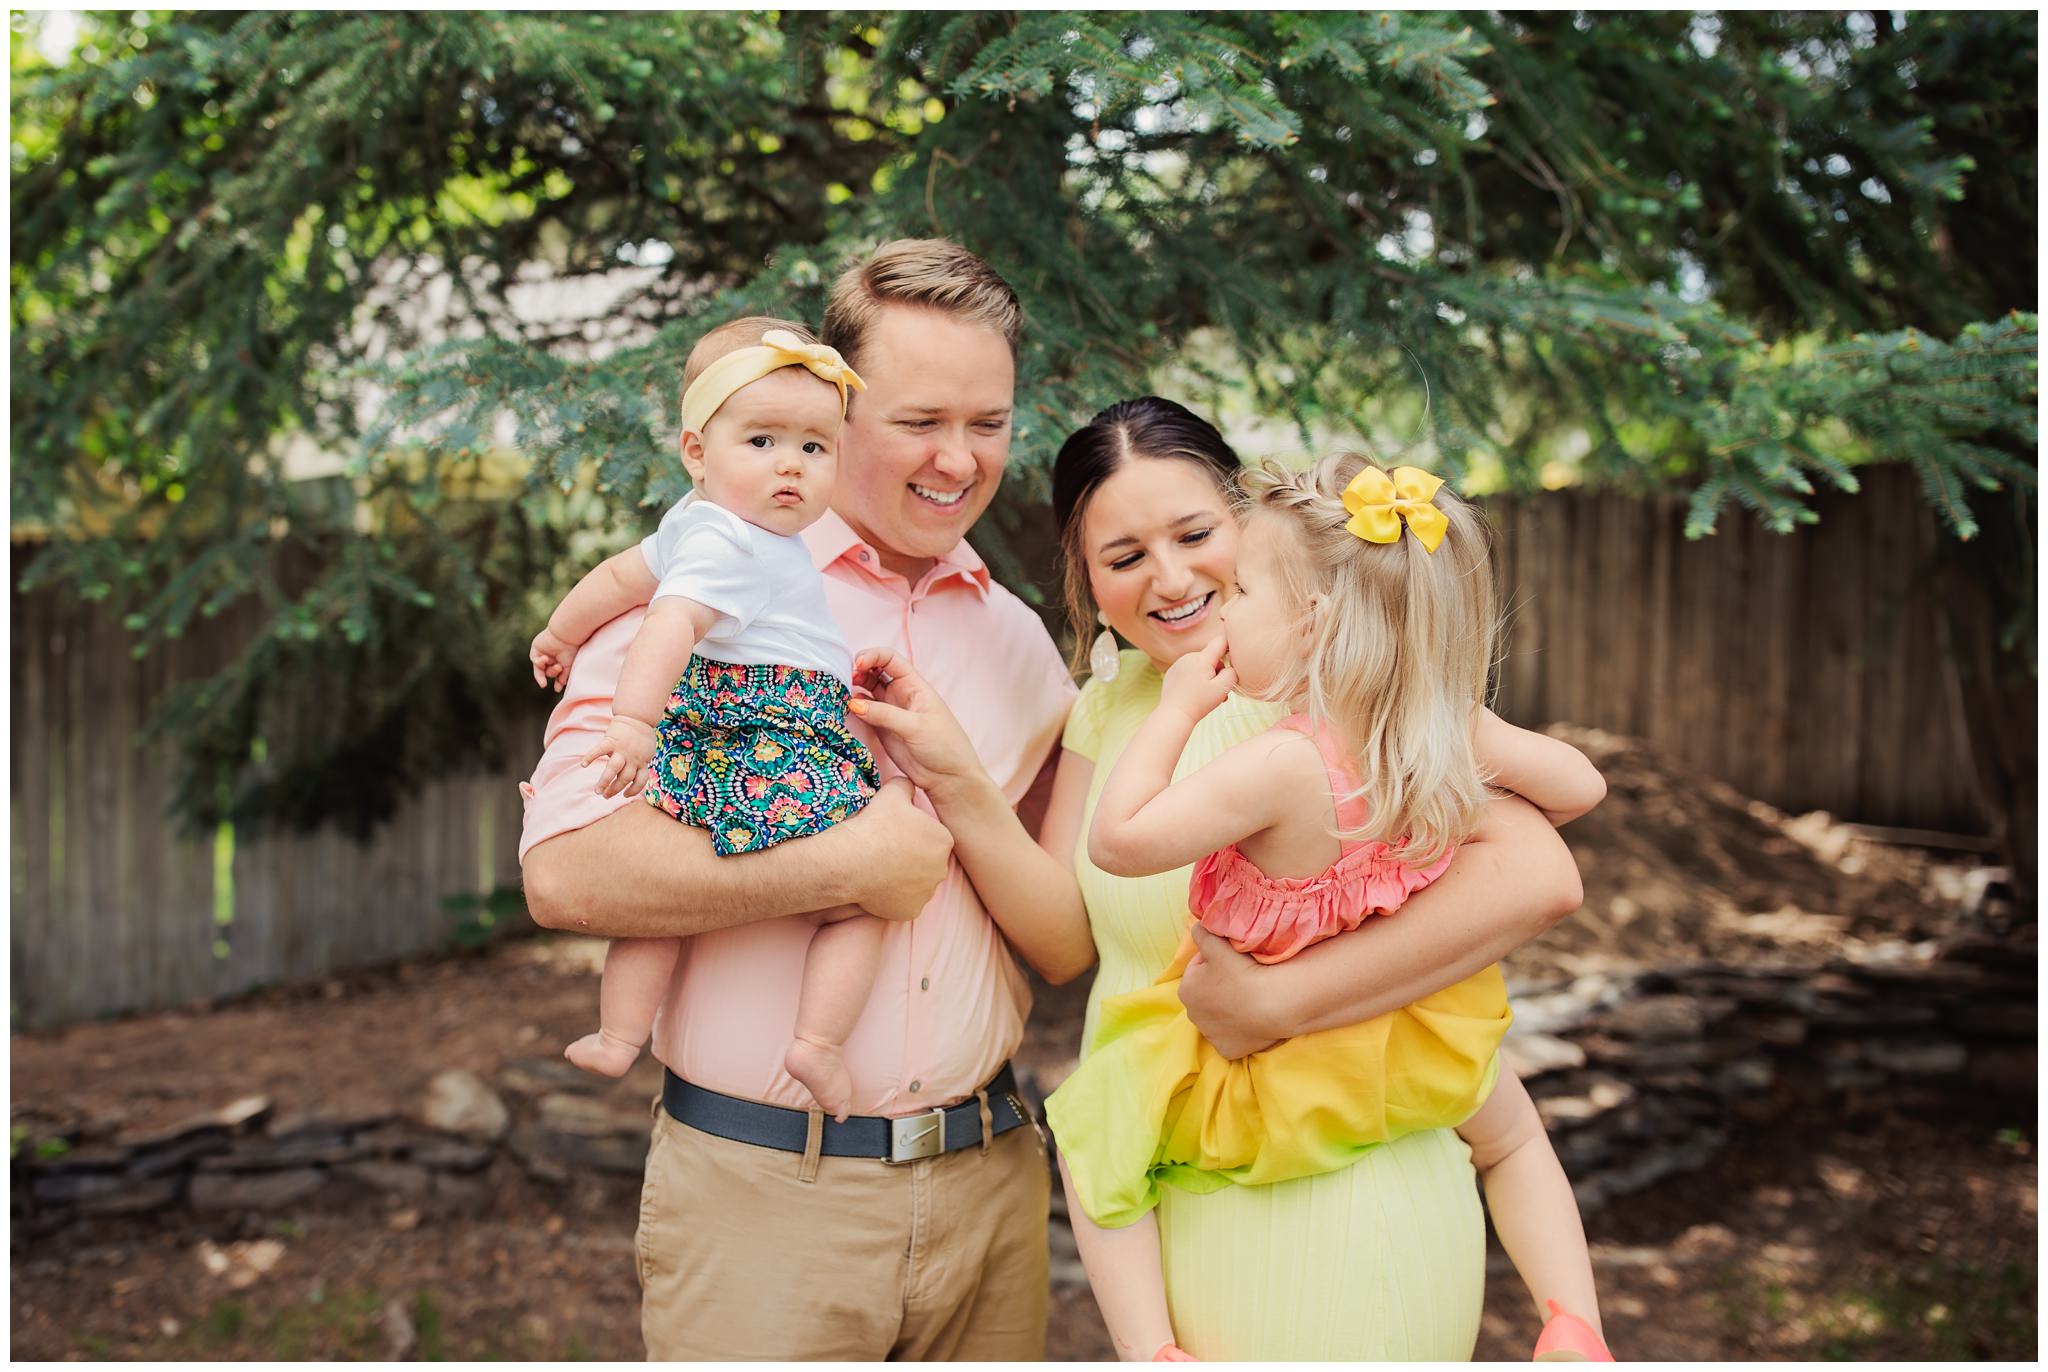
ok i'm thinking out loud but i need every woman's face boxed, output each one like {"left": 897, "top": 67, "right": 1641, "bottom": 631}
{"left": 1079, "top": 457, "right": 1241, "bottom": 670}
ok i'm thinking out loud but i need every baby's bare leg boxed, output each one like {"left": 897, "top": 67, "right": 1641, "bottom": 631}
{"left": 1058, "top": 1152, "right": 1180, "bottom": 1361}
{"left": 1460, "top": 1068, "right": 1604, "bottom": 1337}
{"left": 565, "top": 936, "right": 681, "bottom": 1077}
{"left": 782, "top": 912, "right": 887, "bottom": 1121}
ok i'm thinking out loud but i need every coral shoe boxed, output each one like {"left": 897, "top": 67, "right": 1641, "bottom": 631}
{"left": 1533, "top": 1300, "right": 1614, "bottom": 1361}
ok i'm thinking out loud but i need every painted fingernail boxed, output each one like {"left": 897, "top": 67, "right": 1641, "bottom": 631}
{"left": 848, "top": 699, "right": 868, "bottom": 714}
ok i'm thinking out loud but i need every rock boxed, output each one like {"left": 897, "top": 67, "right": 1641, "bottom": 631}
{"left": 1967, "top": 1046, "right": 2037, "bottom": 1096}
{"left": 506, "top": 1127, "right": 571, "bottom": 1185}
{"left": 1862, "top": 1038, "right": 1968, "bottom": 1077}
{"left": 380, "top": 1296, "right": 418, "bottom": 1359}
{"left": 342, "top": 1161, "right": 433, "bottom": 1198}
{"left": 188, "top": 1167, "right": 327, "bottom": 1213}
{"left": 497, "top": 1057, "right": 602, "bottom": 1096}
{"left": 1593, "top": 994, "right": 1735, "bottom": 1042}
{"left": 408, "top": 1139, "right": 495, "bottom": 1173}
{"left": 265, "top": 1110, "right": 396, "bottom": 1141}
{"left": 30, "top": 1172, "right": 181, "bottom": 1215}
{"left": 193, "top": 1133, "right": 366, "bottom": 1172}
{"left": 419, "top": 1070, "right": 510, "bottom": 1141}
{"left": 1712, "top": 1057, "right": 1776, "bottom": 1096}
{"left": 430, "top": 1172, "right": 491, "bottom": 1211}
{"left": 1501, "top": 1031, "right": 1586, "bottom": 1078}
{"left": 1949, "top": 1001, "right": 2037, "bottom": 1039}
{"left": 115, "top": 1095, "right": 271, "bottom": 1151}
{"left": 1535, "top": 1074, "right": 1636, "bottom": 1128}
{"left": 387, "top": 1208, "right": 422, "bottom": 1233}
{"left": 537, "top": 1092, "right": 646, "bottom": 1137}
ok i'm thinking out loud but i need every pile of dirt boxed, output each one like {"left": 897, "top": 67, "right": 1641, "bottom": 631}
{"left": 1507, "top": 725, "right": 2000, "bottom": 985}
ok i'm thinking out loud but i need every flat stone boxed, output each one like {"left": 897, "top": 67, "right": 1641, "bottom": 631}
{"left": 30, "top": 1144, "right": 134, "bottom": 1175}
{"left": 497, "top": 1057, "right": 603, "bottom": 1096}
{"left": 1712, "top": 1057, "right": 1776, "bottom": 1096}
{"left": 516, "top": 1123, "right": 647, "bottom": 1176}
{"left": 31, "top": 1171, "right": 181, "bottom": 1214}
{"left": 1949, "top": 1001, "right": 2037, "bottom": 1040}
{"left": 1808, "top": 1001, "right": 1940, "bottom": 1032}
{"left": 266, "top": 1110, "right": 396, "bottom": 1141}
{"left": 195, "top": 1135, "right": 368, "bottom": 1172}
{"left": 505, "top": 1127, "right": 571, "bottom": 1185}
{"left": 115, "top": 1095, "right": 271, "bottom": 1151}
{"left": 1862, "top": 1038, "right": 1968, "bottom": 1077}
{"left": 1966, "top": 1046, "right": 2036, "bottom": 1096}
{"left": 1501, "top": 1031, "right": 1586, "bottom": 1078}
{"left": 341, "top": 1161, "right": 433, "bottom": 1198}
{"left": 187, "top": 1167, "right": 327, "bottom": 1213}
{"left": 536, "top": 1092, "right": 646, "bottom": 1138}
{"left": 1535, "top": 1074, "right": 1636, "bottom": 1127}
{"left": 408, "top": 1140, "right": 495, "bottom": 1173}
{"left": 128, "top": 1132, "right": 236, "bottom": 1178}
{"left": 418, "top": 1070, "right": 509, "bottom": 1141}
{"left": 1593, "top": 995, "right": 1734, "bottom": 1042}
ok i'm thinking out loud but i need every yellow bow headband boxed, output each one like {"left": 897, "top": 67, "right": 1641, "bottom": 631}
{"left": 678, "top": 329, "right": 866, "bottom": 436}
{"left": 1340, "top": 465, "right": 1450, "bottom": 553}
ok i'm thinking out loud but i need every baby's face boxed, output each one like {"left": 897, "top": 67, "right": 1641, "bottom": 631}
{"left": 683, "top": 367, "right": 846, "bottom": 536}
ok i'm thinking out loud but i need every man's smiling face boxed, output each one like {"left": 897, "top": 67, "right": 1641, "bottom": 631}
{"left": 831, "top": 303, "right": 1016, "bottom": 581}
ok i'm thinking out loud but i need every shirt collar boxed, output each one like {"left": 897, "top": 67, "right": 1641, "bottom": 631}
{"left": 803, "top": 508, "right": 993, "bottom": 600}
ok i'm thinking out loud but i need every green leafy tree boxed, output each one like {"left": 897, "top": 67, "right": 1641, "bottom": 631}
{"left": 11, "top": 11, "right": 2038, "bottom": 885}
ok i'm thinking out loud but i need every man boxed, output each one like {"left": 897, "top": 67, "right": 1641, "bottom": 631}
{"left": 520, "top": 239, "right": 1087, "bottom": 1360}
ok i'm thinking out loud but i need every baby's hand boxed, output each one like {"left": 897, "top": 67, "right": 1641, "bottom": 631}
{"left": 530, "top": 626, "right": 580, "bottom": 692}
{"left": 582, "top": 716, "right": 661, "bottom": 798}
{"left": 1160, "top": 637, "right": 1237, "bottom": 723}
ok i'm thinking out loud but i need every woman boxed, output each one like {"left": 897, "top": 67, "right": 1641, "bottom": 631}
{"left": 859, "top": 397, "right": 1584, "bottom": 1359}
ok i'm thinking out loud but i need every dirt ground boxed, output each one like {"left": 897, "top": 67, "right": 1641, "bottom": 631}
{"left": 10, "top": 728, "right": 2036, "bottom": 1360}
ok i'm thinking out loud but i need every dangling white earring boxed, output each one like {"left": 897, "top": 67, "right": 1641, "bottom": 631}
{"left": 1089, "top": 612, "right": 1121, "bottom": 682}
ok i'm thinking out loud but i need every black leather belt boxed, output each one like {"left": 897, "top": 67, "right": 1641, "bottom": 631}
{"left": 662, "top": 1064, "right": 1032, "bottom": 1164}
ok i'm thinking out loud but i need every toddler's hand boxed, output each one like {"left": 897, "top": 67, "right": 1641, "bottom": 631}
{"left": 530, "top": 626, "right": 580, "bottom": 692}
{"left": 582, "top": 715, "right": 661, "bottom": 798}
{"left": 1160, "top": 637, "right": 1237, "bottom": 723}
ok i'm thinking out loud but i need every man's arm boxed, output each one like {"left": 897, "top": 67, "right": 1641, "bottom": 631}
{"left": 523, "top": 778, "right": 953, "bottom": 938}
{"left": 1177, "top": 793, "right": 1582, "bottom": 1057}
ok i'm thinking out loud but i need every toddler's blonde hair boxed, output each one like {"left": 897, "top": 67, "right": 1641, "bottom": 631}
{"left": 1238, "top": 452, "right": 1499, "bottom": 866}
{"left": 681, "top": 315, "right": 822, "bottom": 392}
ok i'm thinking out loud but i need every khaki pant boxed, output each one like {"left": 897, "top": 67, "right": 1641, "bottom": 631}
{"left": 636, "top": 1102, "right": 1050, "bottom": 1361}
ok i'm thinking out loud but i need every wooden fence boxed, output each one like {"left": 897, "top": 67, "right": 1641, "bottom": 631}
{"left": 1488, "top": 467, "right": 1987, "bottom": 836}
{"left": 9, "top": 467, "right": 1990, "bottom": 1029}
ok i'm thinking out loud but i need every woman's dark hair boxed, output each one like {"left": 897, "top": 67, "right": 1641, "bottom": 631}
{"left": 1051, "top": 396, "right": 1243, "bottom": 672}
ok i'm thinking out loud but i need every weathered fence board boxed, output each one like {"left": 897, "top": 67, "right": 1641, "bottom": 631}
{"left": 9, "top": 469, "right": 1991, "bottom": 1028}
{"left": 1485, "top": 468, "right": 1986, "bottom": 836}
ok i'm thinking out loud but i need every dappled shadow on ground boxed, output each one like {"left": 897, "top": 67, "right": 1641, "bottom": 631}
{"left": 11, "top": 728, "right": 2028, "bottom": 1360}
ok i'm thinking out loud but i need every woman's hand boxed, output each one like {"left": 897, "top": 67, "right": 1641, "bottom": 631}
{"left": 1177, "top": 925, "right": 1282, "bottom": 1059}
{"left": 1159, "top": 637, "right": 1237, "bottom": 725}
{"left": 848, "top": 647, "right": 987, "bottom": 800}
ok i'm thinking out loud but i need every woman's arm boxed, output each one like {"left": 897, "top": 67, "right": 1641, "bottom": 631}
{"left": 849, "top": 648, "right": 1097, "bottom": 984}
{"left": 1474, "top": 708, "right": 1607, "bottom": 827}
{"left": 1177, "top": 793, "right": 1583, "bottom": 1057}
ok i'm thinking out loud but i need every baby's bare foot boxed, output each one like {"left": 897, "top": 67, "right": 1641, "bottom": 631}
{"left": 565, "top": 1028, "right": 641, "bottom": 1078}
{"left": 785, "top": 1036, "right": 854, "bottom": 1122}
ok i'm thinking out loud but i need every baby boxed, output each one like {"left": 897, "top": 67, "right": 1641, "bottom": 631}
{"left": 528, "top": 316, "right": 881, "bottom": 1119}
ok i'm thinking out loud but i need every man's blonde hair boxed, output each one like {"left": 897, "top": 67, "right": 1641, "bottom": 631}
{"left": 681, "top": 315, "right": 822, "bottom": 393}
{"left": 821, "top": 238, "right": 1022, "bottom": 370}
{"left": 1238, "top": 452, "right": 1501, "bottom": 867}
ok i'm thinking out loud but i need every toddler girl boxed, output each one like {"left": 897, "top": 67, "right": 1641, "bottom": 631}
{"left": 1045, "top": 455, "right": 1614, "bottom": 1361}
{"left": 527, "top": 316, "right": 881, "bottom": 1120}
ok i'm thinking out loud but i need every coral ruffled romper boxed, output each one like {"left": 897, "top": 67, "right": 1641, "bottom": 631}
{"left": 1046, "top": 713, "right": 1513, "bottom": 1229}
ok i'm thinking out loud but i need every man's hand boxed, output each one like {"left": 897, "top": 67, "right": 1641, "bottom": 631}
{"left": 531, "top": 625, "right": 581, "bottom": 692}
{"left": 581, "top": 715, "right": 661, "bottom": 798}
{"left": 1159, "top": 636, "right": 1237, "bottom": 725}
{"left": 843, "top": 778, "right": 954, "bottom": 922}
{"left": 1177, "top": 924, "right": 1281, "bottom": 1059}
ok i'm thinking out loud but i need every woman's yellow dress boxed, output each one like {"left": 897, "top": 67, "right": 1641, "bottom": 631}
{"left": 1057, "top": 650, "right": 1492, "bottom": 1360}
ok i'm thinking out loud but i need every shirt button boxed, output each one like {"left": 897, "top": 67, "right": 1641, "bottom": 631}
{"left": 909, "top": 1080, "right": 922, "bottom": 1093}
{"left": 858, "top": 549, "right": 871, "bottom": 562}
{"left": 920, "top": 977, "right": 931, "bottom": 991}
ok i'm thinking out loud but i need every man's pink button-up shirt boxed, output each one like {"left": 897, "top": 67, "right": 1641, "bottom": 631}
{"left": 519, "top": 509, "right": 1077, "bottom": 1116}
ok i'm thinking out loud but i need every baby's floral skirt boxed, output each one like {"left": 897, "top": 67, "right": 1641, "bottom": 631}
{"left": 643, "top": 656, "right": 878, "bottom": 857}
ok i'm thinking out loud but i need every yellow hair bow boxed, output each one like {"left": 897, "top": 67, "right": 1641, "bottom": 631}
{"left": 1341, "top": 465, "right": 1449, "bottom": 553}
{"left": 678, "top": 328, "right": 866, "bottom": 436}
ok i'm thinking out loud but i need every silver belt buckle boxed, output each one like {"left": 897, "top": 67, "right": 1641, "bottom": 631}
{"left": 885, "top": 1107, "right": 948, "bottom": 1164}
